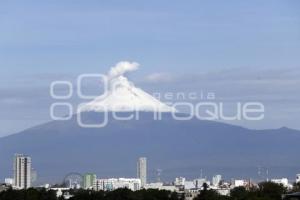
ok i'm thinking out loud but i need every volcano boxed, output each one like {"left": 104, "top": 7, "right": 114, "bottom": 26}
{"left": 81, "top": 75, "right": 175, "bottom": 113}
{"left": 0, "top": 61, "right": 299, "bottom": 184}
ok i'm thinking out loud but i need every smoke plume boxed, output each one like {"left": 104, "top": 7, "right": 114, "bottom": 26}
{"left": 108, "top": 61, "right": 139, "bottom": 79}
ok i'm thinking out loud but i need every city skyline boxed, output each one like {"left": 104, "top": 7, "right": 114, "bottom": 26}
{"left": 2, "top": 154, "right": 300, "bottom": 188}
{"left": 1, "top": 153, "right": 300, "bottom": 199}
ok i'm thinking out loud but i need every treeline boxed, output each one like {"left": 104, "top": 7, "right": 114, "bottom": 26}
{"left": 69, "top": 189, "right": 183, "bottom": 200}
{"left": 0, "top": 182, "right": 299, "bottom": 200}
{"left": 0, "top": 188, "right": 182, "bottom": 200}
{"left": 195, "top": 182, "right": 287, "bottom": 200}
{"left": 0, "top": 188, "right": 57, "bottom": 200}
{"left": 195, "top": 182, "right": 300, "bottom": 200}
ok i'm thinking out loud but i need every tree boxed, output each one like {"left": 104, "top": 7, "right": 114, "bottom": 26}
{"left": 69, "top": 189, "right": 104, "bottom": 200}
{"left": 291, "top": 182, "right": 300, "bottom": 192}
{"left": 194, "top": 183, "right": 230, "bottom": 200}
{"left": 0, "top": 188, "right": 57, "bottom": 200}
{"left": 230, "top": 186, "right": 248, "bottom": 200}
{"left": 258, "top": 182, "right": 287, "bottom": 200}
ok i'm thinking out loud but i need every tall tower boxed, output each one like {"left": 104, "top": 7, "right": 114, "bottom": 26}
{"left": 14, "top": 154, "right": 31, "bottom": 189}
{"left": 137, "top": 157, "right": 147, "bottom": 187}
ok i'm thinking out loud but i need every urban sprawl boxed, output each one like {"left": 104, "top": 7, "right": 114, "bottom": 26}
{"left": 1, "top": 154, "right": 300, "bottom": 200}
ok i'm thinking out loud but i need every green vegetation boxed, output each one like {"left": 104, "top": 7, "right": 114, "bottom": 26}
{"left": 194, "top": 182, "right": 287, "bottom": 200}
{"left": 0, "top": 182, "right": 297, "bottom": 200}
{"left": 0, "top": 188, "right": 57, "bottom": 200}
{"left": 68, "top": 188, "right": 183, "bottom": 200}
{"left": 0, "top": 188, "right": 183, "bottom": 200}
{"left": 291, "top": 182, "right": 300, "bottom": 193}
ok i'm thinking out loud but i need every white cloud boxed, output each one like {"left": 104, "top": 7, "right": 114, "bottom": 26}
{"left": 145, "top": 73, "right": 174, "bottom": 83}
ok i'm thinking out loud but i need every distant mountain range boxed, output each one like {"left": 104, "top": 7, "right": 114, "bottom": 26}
{"left": 1, "top": 62, "right": 299, "bottom": 184}
{"left": 0, "top": 112, "right": 299, "bottom": 184}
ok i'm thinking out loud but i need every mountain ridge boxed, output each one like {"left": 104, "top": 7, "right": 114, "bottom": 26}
{"left": 0, "top": 112, "right": 299, "bottom": 184}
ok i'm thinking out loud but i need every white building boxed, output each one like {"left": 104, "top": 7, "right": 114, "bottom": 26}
{"left": 175, "top": 177, "right": 186, "bottom": 186}
{"left": 233, "top": 180, "right": 246, "bottom": 188}
{"left": 93, "top": 178, "right": 141, "bottom": 191}
{"left": 216, "top": 188, "right": 230, "bottom": 196}
{"left": 193, "top": 178, "right": 210, "bottom": 189}
{"left": 13, "top": 154, "right": 31, "bottom": 189}
{"left": 137, "top": 157, "right": 147, "bottom": 187}
{"left": 50, "top": 188, "right": 72, "bottom": 199}
{"left": 212, "top": 175, "right": 222, "bottom": 187}
{"left": 144, "top": 182, "right": 163, "bottom": 190}
{"left": 145, "top": 182, "right": 177, "bottom": 192}
{"left": 296, "top": 174, "right": 300, "bottom": 184}
{"left": 4, "top": 178, "right": 13, "bottom": 185}
{"left": 271, "top": 178, "right": 289, "bottom": 187}
{"left": 184, "top": 181, "right": 196, "bottom": 190}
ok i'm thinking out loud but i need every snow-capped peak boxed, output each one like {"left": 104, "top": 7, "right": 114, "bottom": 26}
{"left": 80, "top": 61, "right": 176, "bottom": 112}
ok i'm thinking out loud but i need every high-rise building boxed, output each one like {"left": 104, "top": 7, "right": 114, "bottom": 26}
{"left": 83, "top": 173, "right": 97, "bottom": 189}
{"left": 13, "top": 154, "right": 31, "bottom": 189}
{"left": 137, "top": 157, "right": 147, "bottom": 187}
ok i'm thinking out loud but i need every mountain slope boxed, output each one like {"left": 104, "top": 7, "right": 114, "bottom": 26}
{"left": 0, "top": 112, "right": 299, "bottom": 183}
{"left": 1, "top": 62, "right": 299, "bottom": 183}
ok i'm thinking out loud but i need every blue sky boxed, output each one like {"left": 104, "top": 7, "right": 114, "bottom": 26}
{"left": 0, "top": 0, "right": 299, "bottom": 136}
